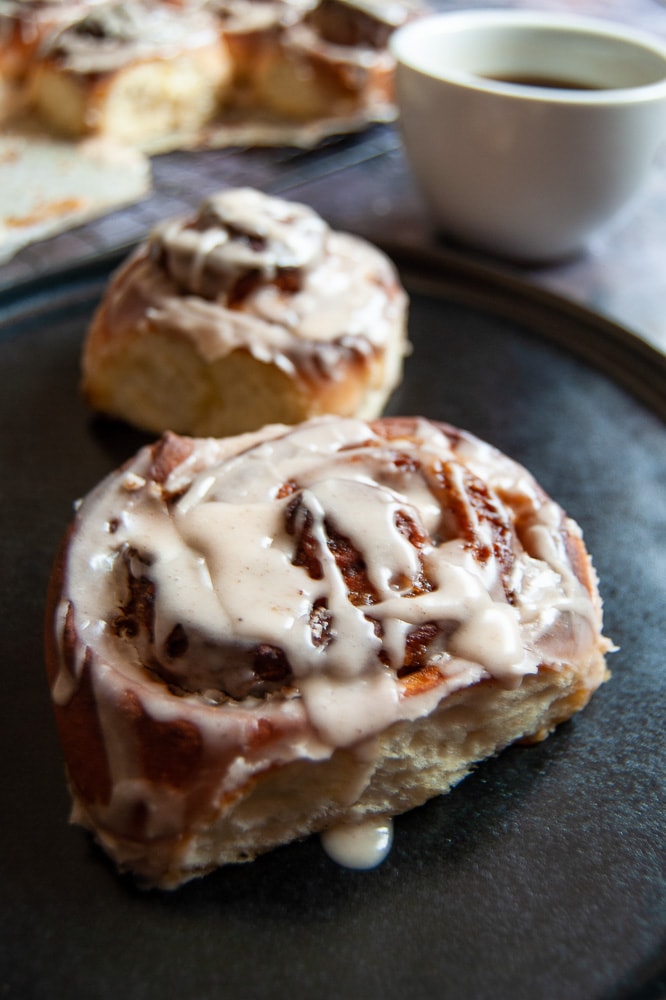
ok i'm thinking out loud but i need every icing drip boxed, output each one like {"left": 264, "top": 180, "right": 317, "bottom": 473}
{"left": 321, "top": 816, "right": 393, "bottom": 869}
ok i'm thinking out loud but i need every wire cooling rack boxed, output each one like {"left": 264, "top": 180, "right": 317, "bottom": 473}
{"left": 0, "top": 124, "right": 403, "bottom": 290}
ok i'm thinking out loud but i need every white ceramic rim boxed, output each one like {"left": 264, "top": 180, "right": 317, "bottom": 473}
{"left": 389, "top": 9, "right": 666, "bottom": 104}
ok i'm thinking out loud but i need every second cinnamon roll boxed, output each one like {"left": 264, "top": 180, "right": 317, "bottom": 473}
{"left": 81, "top": 187, "right": 409, "bottom": 437}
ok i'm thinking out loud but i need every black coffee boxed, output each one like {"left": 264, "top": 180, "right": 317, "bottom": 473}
{"left": 482, "top": 73, "right": 605, "bottom": 90}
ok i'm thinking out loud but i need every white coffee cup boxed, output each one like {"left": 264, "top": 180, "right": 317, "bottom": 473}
{"left": 390, "top": 10, "right": 666, "bottom": 261}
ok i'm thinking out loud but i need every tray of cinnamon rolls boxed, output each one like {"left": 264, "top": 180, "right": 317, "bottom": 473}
{"left": 0, "top": 0, "right": 429, "bottom": 148}
{"left": 1, "top": 186, "right": 665, "bottom": 998}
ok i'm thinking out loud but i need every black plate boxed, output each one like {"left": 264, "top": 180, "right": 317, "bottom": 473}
{"left": 1, "top": 250, "right": 664, "bottom": 1000}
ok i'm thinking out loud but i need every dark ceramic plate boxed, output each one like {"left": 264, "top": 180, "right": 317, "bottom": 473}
{"left": 0, "top": 249, "right": 664, "bottom": 1000}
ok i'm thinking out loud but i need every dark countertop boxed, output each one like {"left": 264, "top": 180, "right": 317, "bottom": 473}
{"left": 2, "top": 0, "right": 665, "bottom": 354}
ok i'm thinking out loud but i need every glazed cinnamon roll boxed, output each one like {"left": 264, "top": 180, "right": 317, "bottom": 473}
{"left": 203, "top": 0, "right": 315, "bottom": 101}
{"left": 81, "top": 188, "right": 409, "bottom": 437}
{"left": 250, "top": 0, "right": 427, "bottom": 120}
{"left": 45, "top": 416, "right": 612, "bottom": 888}
{"left": 0, "top": 0, "right": 107, "bottom": 118}
{"left": 26, "top": 0, "right": 231, "bottom": 144}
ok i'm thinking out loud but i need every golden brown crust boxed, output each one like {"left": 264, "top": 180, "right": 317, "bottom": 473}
{"left": 28, "top": 33, "right": 231, "bottom": 140}
{"left": 82, "top": 288, "right": 392, "bottom": 434}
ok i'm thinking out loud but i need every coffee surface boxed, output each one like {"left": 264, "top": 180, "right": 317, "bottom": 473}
{"left": 481, "top": 73, "right": 605, "bottom": 90}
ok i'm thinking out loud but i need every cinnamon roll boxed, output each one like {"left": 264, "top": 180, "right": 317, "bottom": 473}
{"left": 45, "top": 415, "right": 612, "bottom": 888}
{"left": 0, "top": 0, "right": 105, "bottom": 80}
{"left": 203, "top": 0, "right": 315, "bottom": 103}
{"left": 249, "top": 0, "right": 427, "bottom": 121}
{"left": 81, "top": 187, "right": 409, "bottom": 437}
{"left": 0, "top": 0, "right": 107, "bottom": 119}
{"left": 26, "top": 0, "right": 231, "bottom": 144}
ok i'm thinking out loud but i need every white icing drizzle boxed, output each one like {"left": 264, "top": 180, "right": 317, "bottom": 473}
{"left": 153, "top": 187, "right": 328, "bottom": 297}
{"left": 42, "top": 0, "right": 221, "bottom": 73}
{"left": 0, "top": 0, "right": 109, "bottom": 62}
{"left": 206, "top": 0, "right": 315, "bottom": 35}
{"left": 58, "top": 416, "right": 602, "bottom": 719}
